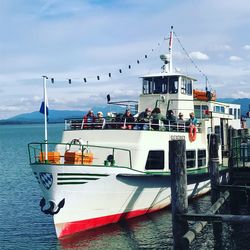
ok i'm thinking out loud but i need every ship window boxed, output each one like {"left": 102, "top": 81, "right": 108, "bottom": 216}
{"left": 145, "top": 150, "right": 164, "bottom": 170}
{"left": 194, "top": 105, "right": 209, "bottom": 119}
{"left": 186, "top": 150, "right": 196, "bottom": 168}
{"left": 214, "top": 126, "right": 221, "bottom": 144}
{"left": 229, "top": 108, "right": 233, "bottom": 115}
{"left": 234, "top": 108, "right": 237, "bottom": 119}
{"left": 142, "top": 76, "right": 178, "bottom": 95}
{"left": 198, "top": 150, "right": 206, "bottom": 167}
{"left": 214, "top": 106, "right": 220, "bottom": 112}
{"left": 181, "top": 77, "right": 192, "bottom": 95}
{"left": 238, "top": 109, "right": 241, "bottom": 119}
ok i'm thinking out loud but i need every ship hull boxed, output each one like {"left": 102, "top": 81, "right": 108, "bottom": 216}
{"left": 31, "top": 164, "right": 222, "bottom": 239}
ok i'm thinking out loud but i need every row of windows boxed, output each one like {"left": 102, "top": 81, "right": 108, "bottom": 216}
{"left": 229, "top": 108, "right": 241, "bottom": 119}
{"left": 143, "top": 76, "right": 178, "bottom": 95}
{"left": 213, "top": 105, "right": 225, "bottom": 113}
{"left": 142, "top": 76, "right": 192, "bottom": 95}
{"left": 145, "top": 149, "right": 206, "bottom": 170}
{"left": 195, "top": 105, "right": 241, "bottom": 119}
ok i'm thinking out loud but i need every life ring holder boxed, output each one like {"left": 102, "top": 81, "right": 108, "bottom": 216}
{"left": 189, "top": 124, "right": 197, "bottom": 142}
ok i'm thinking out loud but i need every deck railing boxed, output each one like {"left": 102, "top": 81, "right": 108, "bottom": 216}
{"left": 28, "top": 142, "right": 132, "bottom": 168}
{"left": 231, "top": 132, "right": 250, "bottom": 167}
{"left": 65, "top": 118, "right": 202, "bottom": 133}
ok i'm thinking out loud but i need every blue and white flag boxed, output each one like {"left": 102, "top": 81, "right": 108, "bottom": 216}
{"left": 39, "top": 101, "right": 49, "bottom": 116}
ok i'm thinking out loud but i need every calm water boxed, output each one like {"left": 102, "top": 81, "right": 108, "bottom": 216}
{"left": 1, "top": 124, "right": 250, "bottom": 250}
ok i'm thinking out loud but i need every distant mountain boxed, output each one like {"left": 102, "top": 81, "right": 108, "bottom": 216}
{"left": 1, "top": 98, "right": 249, "bottom": 124}
{"left": 0, "top": 105, "right": 124, "bottom": 124}
{"left": 0, "top": 110, "right": 84, "bottom": 124}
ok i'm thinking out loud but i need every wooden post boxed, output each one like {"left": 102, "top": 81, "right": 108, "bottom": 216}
{"left": 228, "top": 126, "right": 233, "bottom": 171}
{"left": 169, "top": 140, "right": 188, "bottom": 250}
{"left": 208, "top": 133, "right": 222, "bottom": 247}
{"left": 209, "top": 134, "right": 220, "bottom": 202}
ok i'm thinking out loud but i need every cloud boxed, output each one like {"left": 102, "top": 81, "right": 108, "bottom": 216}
{"left": 232, "top": 91, "right": 250, "bottom": 99}
{"left": 189, "top": 51, "right": 210, "bottom": 60}
{"left": 1, "top": 0, "right": 250, "bottom": 119}
{"left": 229, "top": 56, "right": 243, "bottom": 61}
{"left": 243, "top": 45, "right": 250, "bottom": 50}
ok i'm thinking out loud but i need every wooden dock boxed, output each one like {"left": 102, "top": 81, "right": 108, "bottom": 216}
{"left": 170, "top": 129, "right": 250, "bottom": 250}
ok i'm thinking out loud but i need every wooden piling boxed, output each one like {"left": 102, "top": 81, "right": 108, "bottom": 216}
{"left": 228, "top": 126, "right": 233, "bottom": 170}
{"left": 208, "top": 133, "right": 220, "bottom": 202}
{"left": 169, "top": 139, "right": 188, "bottom": 250}
{"left": 208, "top": 133, "right": 222, "bottom": 245}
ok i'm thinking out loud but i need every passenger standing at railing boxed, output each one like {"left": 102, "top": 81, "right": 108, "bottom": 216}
{"left": 188, "top": 112, "right": 198, "bottom": 141}
{"left": 177, "top": 112, "right": 185, "bottom": 132}
{"left": 82, "top": 110, "right": 96, "bottom": 129}
{"left": 151, "top": 107, "right": 166, "bottom": 130}
{"left": 188, "top": 112, "right": 198, "bottom": 126}
{"left": 165, "top": 110, "right": 177, "bottom": 131}
{"left": 121, "top": 109, "right": 135, "bottom": 129}
{"left": 136, "top": 108, "right": 152, "bottom": 130}
{"left": 96, "top": 111, "right": 105, "bottom": 129}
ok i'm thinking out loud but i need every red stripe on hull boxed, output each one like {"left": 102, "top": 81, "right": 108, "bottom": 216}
{"left": 58, "top": 206, "right": 164, "bottom": 238}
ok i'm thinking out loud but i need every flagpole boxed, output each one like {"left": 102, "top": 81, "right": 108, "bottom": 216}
{"left": 42, "top": 75, "right": 48, "bottom": 162}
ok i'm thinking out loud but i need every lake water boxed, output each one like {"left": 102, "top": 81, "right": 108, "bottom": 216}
{"left": 1, "top": 124, "right": 250, "bottom": 249}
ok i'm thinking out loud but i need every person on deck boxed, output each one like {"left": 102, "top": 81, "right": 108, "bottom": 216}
{"left": 136, "top": 108, "right": 152, "bottom": 130}
{"left": 151, "top": 107, "right": 165, "bottom": 130}
{"left": 121, "top": 109, "right": 135, "bottom": 129}
{"left": 177, "top": 112, "right": 185, "bottom": 132}
{"left": 96, "top": 111, "right": 105, "bottom": 129}
{"left": 165, "top": 110, "right": 177, "bottom": 131}
{"left": 189, "top": 112, "right": 198, "bottom": 126}
{"left": 82, "top": 110, "right": 96, "bottom": 129}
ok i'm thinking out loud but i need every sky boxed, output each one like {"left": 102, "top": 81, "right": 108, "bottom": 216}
{"left": 0, "top": 0, "right": 250, "bottom": 119}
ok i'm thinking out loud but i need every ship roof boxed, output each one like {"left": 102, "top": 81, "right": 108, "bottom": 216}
{"left": 141, "top": 72, "right": 197, "bottom": 81}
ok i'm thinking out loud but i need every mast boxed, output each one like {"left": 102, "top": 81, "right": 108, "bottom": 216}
{"left": 169, "top": 25, "right": 173, "bottom": 73}
{"left": 160, "top": 26, "right": 174, "bottom": 73}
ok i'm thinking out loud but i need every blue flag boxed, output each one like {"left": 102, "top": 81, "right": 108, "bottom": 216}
{"left": 39, "top": 101, "right": 49, "bottom": 116}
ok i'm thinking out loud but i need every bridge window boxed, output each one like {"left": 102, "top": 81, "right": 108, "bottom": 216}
{"left": 181, "top": 77, "right": 192, "bottom": 95}
{"left": 145, "top": 150, "right": 164, "bottom": 170}
{"left": 142, "top": 76, "right": 178, "bottom": 95}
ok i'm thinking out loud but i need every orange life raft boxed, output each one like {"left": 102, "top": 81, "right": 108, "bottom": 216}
{"left": 193, "top": 89, "right": 216, "bottom": 101}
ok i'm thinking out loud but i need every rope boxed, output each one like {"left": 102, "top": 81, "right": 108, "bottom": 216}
{"left": 173, "top": 31, "right": 211, "bottom": 90}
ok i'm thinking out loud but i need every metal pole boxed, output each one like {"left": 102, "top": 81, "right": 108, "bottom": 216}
{"left": 42, "top": 75, "right": 48, "bottom": 162}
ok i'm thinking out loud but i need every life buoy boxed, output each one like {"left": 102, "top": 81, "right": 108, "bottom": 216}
{"left": 189, "top": 124, "right": 197, "bottom": 142}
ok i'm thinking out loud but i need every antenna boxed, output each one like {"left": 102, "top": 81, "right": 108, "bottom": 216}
{"left": 160, "top": 26, "right": 174, "bottom": 73}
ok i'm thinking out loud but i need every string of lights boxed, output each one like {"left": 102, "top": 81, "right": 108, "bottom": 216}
{"left": 46, "top": 37, "right": 168, "bottom": 85}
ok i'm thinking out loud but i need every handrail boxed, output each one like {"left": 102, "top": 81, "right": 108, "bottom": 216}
{"left": 65, "top": 118, "right": 202, "bottom": 133}
{"left": 28, "top": 142, "right": 133, "bottom": 169}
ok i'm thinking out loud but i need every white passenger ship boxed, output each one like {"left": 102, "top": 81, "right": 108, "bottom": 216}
{"left": 28, "top": 27, "right": 241, "bottom": 239}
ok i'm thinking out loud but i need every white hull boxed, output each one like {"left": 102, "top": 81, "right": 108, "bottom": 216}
{"left": 32, "top": 164, "right": 211, "bottom": 238}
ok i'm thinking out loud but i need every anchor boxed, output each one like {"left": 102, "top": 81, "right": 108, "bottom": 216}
{"left": 39, "top": 197, "right": 65, "bottom": 215}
